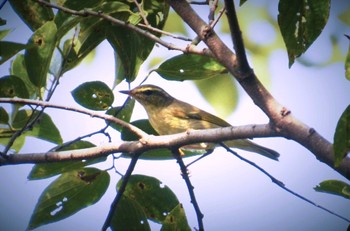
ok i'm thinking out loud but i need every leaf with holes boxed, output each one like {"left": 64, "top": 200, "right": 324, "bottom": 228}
{"left": 278, "top": 0, "right": 330, "bottom": 67}
{"left": 0, "top": 75, "right": 29, "bottom": 98}
{"left": 161, "top": 203, "right": 191, "bottom": 231}
{"left": 117, "top": 175, "right": 182, "bottom": 224}
{"left": 72, "top": 81, "right": 114, "bottom": 110}
{"left": 9, "top": 0, "right": 54, "bottom": 31}
{"left": 25, "top": 21, "right": 57, "bottom": 93}
{"left": 28, "top": 168, "right": 110, "bottom": 230}
{"left": 111, "top": 195, "right": 150, "bottom": 231}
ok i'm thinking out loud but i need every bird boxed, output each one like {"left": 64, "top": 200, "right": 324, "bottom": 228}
{"left": 120, "top": 84, "right": 279, "bottom": 160}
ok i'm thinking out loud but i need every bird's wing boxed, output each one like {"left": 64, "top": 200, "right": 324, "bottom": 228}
{"left": 171, "top": 100, "right": 231, "bottom": 128}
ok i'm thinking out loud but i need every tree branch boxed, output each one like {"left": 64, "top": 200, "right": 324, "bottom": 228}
{"left": 0, "top": 122, "right": 280, "bottom": 165}
{"left": 34, "top": 0, "right": 212, "bottom": 57}
{"left": 166, "top": 0, "right": 350, "bottom": 180}
{"left": 0, "top": 97, "right": 147, "bottom": 139}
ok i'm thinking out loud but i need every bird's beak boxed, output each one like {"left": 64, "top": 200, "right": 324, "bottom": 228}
{"left": 119, "top": 90, "right": 130, "bottom": 95}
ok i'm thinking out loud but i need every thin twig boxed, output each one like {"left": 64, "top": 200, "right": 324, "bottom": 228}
{"left": 219, "top": 143, "right": 350, "bottom": 224}
{"left": 172, "top": 148, "right": 204, "bottom": 231}
{"left": 138, "top": 23, "right": 192, "bottom": 41}
{"left": 102, "top": 153, "right": 141, "bottom": 230}
{"left": 34, "top": 0, "right": 211, "bottom": 56}
{"left": 133, "top": 0, "right": 149, "bottom": 25}
{"left": 0, "top": 98, "right": 147, "bottom": 139}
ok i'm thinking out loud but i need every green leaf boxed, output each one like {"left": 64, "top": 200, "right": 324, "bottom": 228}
{"left": 161, "top": 203, "right": 191, "bottom": 231}
{"left": 9, "top": 0, "right": 54, "bottom": 31}
{"left": 106, "top": 97, "right": 135, "bottom": 131}
{"left": 28, "top": 168, "right": 110, "bottom": 230}
{"left": 194, "top": 74, "right": 238, "bottom": 117}
{"left": 60, "top": 1, "right": 131, "bottom": 73}
{"left": 0, "top": 107, "right": 9, "bottom": 124}
{"left": 333, "top": 105, "right": 350, "bottom": 167}
{"left": 162, "top": 11, "right": 187, "bottom": 35}
{"left": 345, "top": 38, "right": 350, "bottom": 81}
{"left": 156, "top": 54, "right": 227, "bottom": 81}
{"left": 0, "top": 75, "right": 29, "bottom": 98}
{"left": 71, "top": 81, "right": 114, "bottom": 110}
{"left": 111, "top": 195, "right": 150, "bottom": 231}
{"left": 0, "top": 29, "right": 11, "bottom": 40}
{"left": 338, "top": 7, "right": 350, "bottom": 26}
{"left": 12, "top": 110, "right": 63, "bottom": 144}
{"left": 278, "top": 0, "right": 330, "bottom": 67}
{"left": 0, "top": 133, "right": 26, "bottom": 153}
{"left": 0, "top": 41, "right": 28, "bottom": 64}
{"left": 107, "top": 0, "right": 169, "bottom": 83}
{"left": 11, "top": 54, "right": 37, "bottom": 98}
{"left": 28, "top": 141, "right": 107, "bottom": 180}
{"left": 25, "top": 21, "right": 57, "bottom": 94}
{"left": 121, "top": 119, "right": 205, "bottom": 160}
{"left": 314, "top": 180, "right": 350, "bottom": 199}
{"left": 117, "top": 175, "right": 181, "bottom": 223}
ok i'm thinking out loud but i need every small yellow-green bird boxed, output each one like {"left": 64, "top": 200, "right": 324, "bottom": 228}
{"left": 120, "top": 85, "right": 279, "bottom": 160}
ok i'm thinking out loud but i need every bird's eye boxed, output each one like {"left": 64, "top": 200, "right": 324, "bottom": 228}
{"left": 143, "top": 90, "right": 153, "bottom": 96}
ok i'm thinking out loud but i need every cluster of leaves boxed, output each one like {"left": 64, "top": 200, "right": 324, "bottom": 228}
{"left": 0, "top": 0, "right": 350, "bottom": 230}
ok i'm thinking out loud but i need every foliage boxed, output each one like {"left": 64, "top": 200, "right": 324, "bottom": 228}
{"left": 0, "top": 0, "right": 349, "bottom": 230}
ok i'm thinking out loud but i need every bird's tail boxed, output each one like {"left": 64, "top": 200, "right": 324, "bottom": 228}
{"left": 224, "top": 139, "right": 280, "bottom": 161}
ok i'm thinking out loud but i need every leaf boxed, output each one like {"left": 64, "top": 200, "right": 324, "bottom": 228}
{"left": 0, "top": 41, "right": 28, "bottom": 64}
{"left": 338, "top": 7, "right": 350, "bottom": 26}
{"left": 28, "top": 168, "right": 110, "bottom": 230}
{"left": 28, "top": 141, "right": 107, "bottom": 180}
{"left": 0, "top": 75, "right": 29, "bottom": 98}
{"left": 60, "top": 1, "right": 131, "bottom": 73}
{"left": 121, "top": 119, "right": 205, "bottom": 160}
{"left": 333, "top": 105, "right": 350, "bottom": 167}
{"left": 156, "top": 54, "right": 227, "bottom": 81}
{"left": 0, "top": 29, "right": 11, "bottom": 40}
{"left": 9, "top": 0, "right": 54, "bottom": 31}
{"left": 278, "top": 0, "right": 330, "bottom": 67}
{"left": 0, "top": 107, "right": 9, "bottom": 124}
{"left": 161, "top": 204, "right": 191, "bottom": 231}
{"left": 194, "top": 74, "right": 238, "bottom": 117}
{"left": 111, "top": 195, "right": 150, "bottom": 231}
{"left": 106, "top": 97, "right": 135, "bottom": 131}
{"left": 107, "top": 0, "right": 169, "bottom": 83}
{"left": 345, "top": 38, "right": 350, "bottom": 81}
{"left": 11, "top": 54, "right": 37, "bottom": 98}
{"left": 117, "top": 175, "right": 182, "bottom": 223}
{"left": 25, "top": 21, "right": 57, "bottom": 94}
{"left": 72, "top": 81, "right": 114, "bottom": 110}
{"left": 12, "top": 110, "right": 63, "bottom": 144}
{"left": 0, "top": 134, "right": 26, "bottom": 153}
{"left": 314, "top": 180, "right": 350, "bottom": 199}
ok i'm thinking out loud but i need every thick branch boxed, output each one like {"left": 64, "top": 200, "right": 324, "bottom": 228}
{"left": 0, "top": 124, "right": 279, "bottom": 165}
{"left": 166, "top": 0, "right": 350, "bottom": 180}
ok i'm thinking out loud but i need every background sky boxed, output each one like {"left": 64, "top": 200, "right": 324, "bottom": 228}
{"left": 1, "top": 0, "right": 350, "bottom": 230}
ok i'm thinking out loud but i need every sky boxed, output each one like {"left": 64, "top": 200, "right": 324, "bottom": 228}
{"left": 1, "top": 0, "right": 350, "bottom": 231}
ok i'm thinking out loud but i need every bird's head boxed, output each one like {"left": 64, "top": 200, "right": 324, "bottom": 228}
{"left": 120, "top": 85, "right": 174, "bottom": 109}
